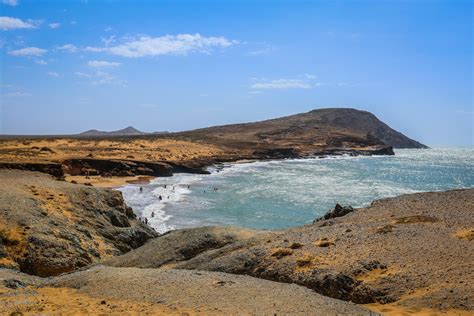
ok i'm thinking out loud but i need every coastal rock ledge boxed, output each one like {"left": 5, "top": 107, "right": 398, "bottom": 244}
{"left": 0, "top": 170, "right": 157, "bottom": 276}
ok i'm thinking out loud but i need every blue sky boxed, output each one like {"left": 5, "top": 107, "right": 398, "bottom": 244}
{"left": 0, "top": 0, "right": 472, "bottom": 146}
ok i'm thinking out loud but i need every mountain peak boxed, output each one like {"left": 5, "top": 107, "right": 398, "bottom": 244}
{"left": 78, "top": 126, "right": 146, "bottom": 137}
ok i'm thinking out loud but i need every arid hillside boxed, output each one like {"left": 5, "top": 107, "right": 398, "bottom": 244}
{"left": 172, "top": 108, "right": 427, "bottom": 150}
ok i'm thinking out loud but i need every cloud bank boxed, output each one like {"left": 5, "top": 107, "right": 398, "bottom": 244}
{"left": 251, "top": 79, "right": 312, "bottom": 89}
{"left": 86, "top": 33, "right": 237, "bottom": 58}
{"left": 0, "top": 17, "right": 36, "bottom": 30}
{"left": 87, "top": 60, "right": 121, "bottom": 68}
{"left": 9, "top": 46, "right": 47, "bottom": 56}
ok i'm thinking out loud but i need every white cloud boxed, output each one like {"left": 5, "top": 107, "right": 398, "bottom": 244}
{"left": 92, "top": 70, "right": 126, "bottom": 86}
{"left": 87, "top": 60, "right": 121, "bottom": 68}
{"left": 303, "top": 73, "right": 317, "bottom": 79}
{"left": 101, "top": 35, "right": 116, "bottom": 47}
{"left": 57, "top": 44, "right": 78, "bottom": 53}
{"left": 0, "top": 17, "right": 36, "bottom": 30}
{"left": 74, "top": 71, "right": 91, "bottom": 78}
{"left": 49, "top": 22, "right": 60, "bottom": 29}
{"left": 251, "top": 79, "right": 312, "bottom": 90}
{"left": 86, "top": 33, "right": 237, "bottom": 58}
{"left": 75, "top": 70, "right": 125, "bottom": 86}
{"left": 1, "top": 0, "right": 18, "bottom": 6}
{"left": 35, "top": 59, "right": 47, "bottom": 65}
{"left": 3, "top": 91, "right": 30, "bottom": 97}
{"left": 9, "top": 47, "right": 47, "bottom": 56}
{"left": 47, "top": 71, "right": 59, "bottom": 77}
{"left": 84, "top": 46, "right": 103, "bottom": 52}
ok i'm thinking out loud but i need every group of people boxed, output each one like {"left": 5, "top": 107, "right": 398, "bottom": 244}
{"left": 137, "top": 183, "right": 220, "bottom": 227}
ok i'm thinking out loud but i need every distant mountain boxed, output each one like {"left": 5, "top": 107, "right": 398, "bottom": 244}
{"left": 174, "top": 108, "right": 427, "bottom": 149}
{"left": 79, "top": 126, "right": 147, "bottom": 137}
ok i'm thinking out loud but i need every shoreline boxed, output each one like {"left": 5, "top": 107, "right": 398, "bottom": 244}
{"left": 115, "top": 148, "right": 473, "bottom": 235}
{"left": 65, "top": 151, "right": 397, "bottom": 189}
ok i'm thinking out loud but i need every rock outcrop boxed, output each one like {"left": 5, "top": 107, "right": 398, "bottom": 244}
{"left": 315, "top": 203, "right": 355, "bottom": 222}
{"left": 0, "top": 162, "right": 65, "bottom": 179}
{"left": 0, "top": 170, "right": 158, "bottom": 277}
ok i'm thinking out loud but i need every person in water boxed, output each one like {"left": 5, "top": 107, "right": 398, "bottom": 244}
{"left": 151, "top": 211, "right": 154, "bottom": 218}
{"left": 139, "top": 187, "right": 143, "bottom": 193}
{"left": 159, "top": 195, "right": 162, "bottom": 201}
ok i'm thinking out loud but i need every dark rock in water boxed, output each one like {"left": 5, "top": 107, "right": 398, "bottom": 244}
{"left": 315, "top": 204, "right": 355, "bottom": 222}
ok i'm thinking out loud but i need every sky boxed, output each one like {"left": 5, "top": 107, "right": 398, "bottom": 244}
{"left": 0, "top": 0, "right": 472, "bottom": 146}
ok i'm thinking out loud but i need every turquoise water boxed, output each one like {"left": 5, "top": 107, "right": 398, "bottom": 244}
{"left": 119, "top": 148, "right": 474, "bottom": 233}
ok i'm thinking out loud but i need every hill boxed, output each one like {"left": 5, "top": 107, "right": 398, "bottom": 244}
{"left": 79, "top": 126, "right": 146, "bottom": 137}
{"left": 174, "top": 108, "right": 427, "bottom": 149}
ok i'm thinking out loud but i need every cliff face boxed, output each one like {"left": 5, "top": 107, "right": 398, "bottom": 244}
{"left": 0, "top": 170, "right": 158, "bottom": 277}
{"left": 174, "top": 108, "right": 427, "bottom": 150}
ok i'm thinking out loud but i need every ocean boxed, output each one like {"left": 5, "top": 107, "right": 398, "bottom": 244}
{"left": 118, "top": 148, "right": 474, "bottom": 233}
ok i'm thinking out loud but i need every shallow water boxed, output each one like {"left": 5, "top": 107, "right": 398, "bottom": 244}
{"left": 118, "top": 148, "right": 474, "bottom": 233}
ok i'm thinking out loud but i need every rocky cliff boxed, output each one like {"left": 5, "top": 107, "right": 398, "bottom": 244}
{"left": 0, "top": 170, "right": 157, "bottom": 277}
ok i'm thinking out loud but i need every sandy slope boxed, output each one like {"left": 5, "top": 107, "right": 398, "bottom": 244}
{"left": 0, "top": 266, "right": 372, "bottom": 315}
